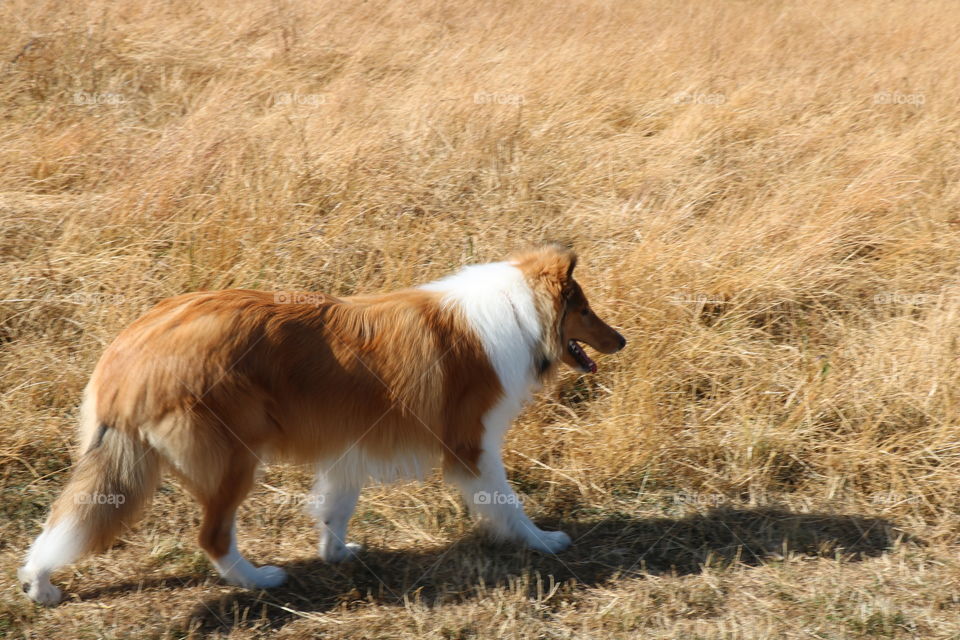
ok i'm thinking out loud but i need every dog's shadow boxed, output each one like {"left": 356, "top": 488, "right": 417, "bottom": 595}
{"left": 78, "top": 506, "right": 911, "bottom": 634}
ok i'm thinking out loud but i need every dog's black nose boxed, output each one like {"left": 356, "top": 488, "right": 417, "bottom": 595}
{"left": 617, "top": 334, "right": 626, "bottom": 350}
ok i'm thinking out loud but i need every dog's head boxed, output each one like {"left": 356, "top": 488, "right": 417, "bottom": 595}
{"left": 513, "top": 244, "right": 626, "bottom": 374}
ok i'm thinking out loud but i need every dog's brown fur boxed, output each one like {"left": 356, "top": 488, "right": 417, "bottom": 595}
{"left": 55, "top": 287, "right": 505, "bottom": 559}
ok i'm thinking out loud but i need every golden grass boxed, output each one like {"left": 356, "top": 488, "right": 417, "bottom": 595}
{"left": 2, "top": 0, "right": 960, "bottom": 637}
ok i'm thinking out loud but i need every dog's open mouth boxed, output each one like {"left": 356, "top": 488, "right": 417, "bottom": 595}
{"left": 567, "top": 339, "right": 597, "bottom": 373}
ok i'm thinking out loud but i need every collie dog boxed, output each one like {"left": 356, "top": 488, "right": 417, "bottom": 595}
{"left": 19, "top": 244, "right": 625, "bottom": 605}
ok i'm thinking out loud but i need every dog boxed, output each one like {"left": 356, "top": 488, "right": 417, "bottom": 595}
{"left": 19, "top": 244, "right": 625, "bottom": 605}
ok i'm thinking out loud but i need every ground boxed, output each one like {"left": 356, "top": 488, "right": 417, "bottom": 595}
{"left": 2, "top": 0, "right": 960, "bottom": 638}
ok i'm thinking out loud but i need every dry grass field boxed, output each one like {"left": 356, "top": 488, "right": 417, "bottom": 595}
{"left": 2, "top": 0, "right": 960, "bottom": 637}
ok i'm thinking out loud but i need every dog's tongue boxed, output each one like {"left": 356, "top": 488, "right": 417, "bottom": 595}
{"left": 584, "top": 355, "right": 597, "bottom": 373}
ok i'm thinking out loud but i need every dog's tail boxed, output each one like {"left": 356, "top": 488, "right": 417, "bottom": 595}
{"left": 18, "top": 408, "right": 161, "bottom": 604}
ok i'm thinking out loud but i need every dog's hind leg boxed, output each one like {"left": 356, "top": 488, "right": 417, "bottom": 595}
{"left": 189, "top": 453, "right": 287, "bottom": 589}
{"left": 308, "top": 470, "right": 362, "bottom": 562}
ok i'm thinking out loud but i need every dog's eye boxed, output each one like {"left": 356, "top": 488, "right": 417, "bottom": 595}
{"left": 580, "top": 308, "right": 589, "bottom": 316}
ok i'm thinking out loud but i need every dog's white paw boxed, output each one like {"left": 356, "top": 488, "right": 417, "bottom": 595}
{"left": 526, "top": 530, "right": 572, "bottom": 554}
{"left": 251, "top": 565, "right": 288, "bottom": 588}
{"left": 320, "top": 541, "right": 362, "bottom": 563}
{"left": 225, "top": 564, "right": 287, "bottom": 589}
{"left": 18, "top": 567, "right": 62, "bottom": 606}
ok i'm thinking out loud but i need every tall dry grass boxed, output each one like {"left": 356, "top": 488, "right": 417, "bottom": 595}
{"left": 2, "top": 0, "right": 960, "bottom": 637}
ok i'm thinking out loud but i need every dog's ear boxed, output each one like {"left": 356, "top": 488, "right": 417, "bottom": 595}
{"left": 564, "top": 251, "right": 578, "bottom": 280}
{"left": 549, "top": 243, "right": 577, "bottom": 280}
{"left": 510, "top": 243, "right": 578, "bottom": 293}
{"left": 539, "top": 243, "right": 578, "bottom": 295}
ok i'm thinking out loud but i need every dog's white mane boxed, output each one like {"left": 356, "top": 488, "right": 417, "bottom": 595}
{"left": 420, "top": 261, "right": 542, "bottom": 403}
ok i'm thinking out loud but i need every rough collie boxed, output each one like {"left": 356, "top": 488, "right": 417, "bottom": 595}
{"left": 19, "top": 244, "right": 625, "bottom": 605}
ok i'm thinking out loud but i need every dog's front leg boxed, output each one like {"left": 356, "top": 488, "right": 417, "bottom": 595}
{"left": 447, "top": 449, "right": 571, "bottom": 553}
{"left": 308, "top": 472, "right": 362, "bottom": 562}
